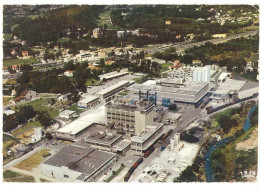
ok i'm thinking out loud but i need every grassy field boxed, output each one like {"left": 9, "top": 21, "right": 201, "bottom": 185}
{"left": 161, "top": 62, "right": 172, "bottom": 71}
{"left": 3, "top": 170, "right": 35, "bottom": 182}
{"left": 12, "top": 121, "right": 41, "bottom": 137}
{"left": 3, "top": 97, "right": 12, "bottom": 106}
{"left": 3, "top": 57, "right": 38, "bottom": 67}
{"left": 67, "top": 103, "right": 85, "bottom": 114}
{"left": 3, "top": 33, "right": 12, "bottom": 41}
{"left": 14, "top": 149, "right": 50, "bottom": 171}
{"left": 14, "top": 98, "right": 59, "bottom": 118}
{"left": 3, "top": 134, "right": 17, "bottom": 158}
{"left": 86, "top": 78, "right": 98, "bottom": 86}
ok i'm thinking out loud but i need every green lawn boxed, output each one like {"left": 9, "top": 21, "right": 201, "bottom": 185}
{"left": 12, "top": 121, "right": 41, "bottom": 137}
{"left": 86, "top": 78, "right": 98, "bottom": 86}
{"left": 3, "top": 170, "right": 35, "bottom": 182}
{"left": 14, "top": 149, "right": 50, "bottom": 171}
{"left": 15, "top": 98, "right": 59, "bottom": 118}
{"left": 3, "top": 33, "right": 12, "bottom": 41}
{"left": 3, "top": 57, "right": 38, "bottom": 67}
{"left": 161, "top": 62, "right": 172, "bottom": 71}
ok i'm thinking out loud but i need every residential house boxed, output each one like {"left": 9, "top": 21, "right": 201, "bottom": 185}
{"left": 64, "top": 70, "right": 74, "bottom": 77}
{"left": 165, "top": 20, "right": 171, "bottom": 25}
{"left": 57, "top": 94, "right": 69, "bottom": 102}
{"left": 93, "top": 28, "right": 103, "bottom": 38}
{"left": 176, "top": 35, "right": 181, "bottom": 39}
{"left": 20, "top": 89, "right": 37, "bottom": 100}
{"left": 105, "top": 60, "right": 115, "bottom": 65}
{"left": 10, "top": 96, "right": 25, "bottom": 105}
{"left": 211, "top": 34, "right": 227, "bottom": 38}
{"left": 10, "top": 49, "right": 16, "bottom": 55}
{"left": 22, "top": 51, "right": 29, "bottom": 57}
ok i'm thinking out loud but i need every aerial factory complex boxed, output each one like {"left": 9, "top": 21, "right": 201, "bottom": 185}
{"left": 2, "top": 4, "right": 259, "bottom": 184}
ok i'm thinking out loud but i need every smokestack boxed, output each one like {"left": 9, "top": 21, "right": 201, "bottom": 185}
{"left": 170, "top": 137, "right": 175, "bottom": 151}
{"left": 174, "top": 133, "right": 180, "bottom": 146}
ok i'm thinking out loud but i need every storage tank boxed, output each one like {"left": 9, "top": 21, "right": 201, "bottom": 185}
{"left": 170, "top": 137, "right": 175, "bottom": 151}
{"left": 174, "top": 133, "right": 180, "bottom": 146}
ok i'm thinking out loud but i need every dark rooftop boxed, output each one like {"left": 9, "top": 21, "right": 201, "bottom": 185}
{"left": 43, "top": 145, "right": 116, "bottom": 177}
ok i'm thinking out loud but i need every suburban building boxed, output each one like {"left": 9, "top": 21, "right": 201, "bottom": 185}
{"left": 20, "top": 89, "right": 37, "bottom": 100}
{"left": 64, "top": 70, "right": 74, "bottom": 77}
{"left": 93, "top": 28, "right": 103, "bottom": 38}
{"left": 129, "top": 81, "right": 209, "bottom": 104}
{"left": 56, "top": 121, "right": 96, "bottom": 141}
{"left": 192, "top": 65, "right": 211, "bottom": 83}
{"left": 84, "top": 131, "right": 122, "bottom": 152}
{"left": 192, "top": 59, "right": 202, "bottom": 66}
{"left": 165, "top": 20, "right": 171, "bottom": 25}
{"left": 211, "top": 33, "right": 227, "bottom": 38}
{"left": 22, "top": 51, "right": 29, "bottom": 57}
{"left": 96, "top": 80, "right": 134, "bottom": 102}
{"left": 10, "top": 96, "right": 25, "bottom": 104}
{"left": 78, "top": 95, "right": 100, "bottom": 109}
{"left": 98, "top": 68, "right": 129, "bottom": 81}
{"left": 106, "top": 99, "right": 156, "bottom": 136}
{"left": 41, "top": 145, "right": 117, "bottom": 182}
{"left": 57, "top": 94, "right": 69, "bottom": 102}
{"left": 59, "top": 110, "right": 76, "bottom": 119}
{"left": 131, "top": 123, "right": 164, "bottom": 155}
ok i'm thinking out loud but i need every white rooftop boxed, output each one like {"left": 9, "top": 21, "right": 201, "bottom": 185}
{"left": 96, "top": 80, "right": 130, "bottom": 96}
{"left": 59, "top": 110, "right": 75, "bottom": 116}
{"left": 131, "top": 123, "right": 164, "bottom": 143}
{"left": 57, "top": 120, "right": 94, "bottom": 135}
{"left": 78, "top": 95, "right": 99, "bottom": 104}
{"left": 3, "top": 110, "right": 15, "bottom": 115}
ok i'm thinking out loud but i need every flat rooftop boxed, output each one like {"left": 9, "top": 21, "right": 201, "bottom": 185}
{"left": 57, "top": 120, "right": 94, "bottom": 135}
{"left": 164, "top": 112, "right": 182, "bottom": 120}
{"left": 78, "top": 95, "right": 99, "bottom": 104}
{"left": 43, "top": 145, "right": 116, "bottom": 180}
{"left": 85, "top": 131, "right": 122, "bottom": 145}
{"left": 99, "top": 71, "right": 128, "bottom": 79}
{"left": 130, "top": 81, "right": 208, "bottom": 96}
{"left": 239, "top": 81, "right": 259, "bottom": 92}
{"left": 60, "top": 110, "right": 75, "bottom": 116}
{"left": 218, "top": 79, "right": 246, "bottom": 91}
{"left": 96, "top": 80, "right": 130, "bottom": 96}
{"left": 131, "top": 123, "right": 164, "bottom": 143}
{"left": 106, "top": 99, "right": 154, "bottom": 111}
{"left": 113, "top": 139, "right": 131, "bottom": 151}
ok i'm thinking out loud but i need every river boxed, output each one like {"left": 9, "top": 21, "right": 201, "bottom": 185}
{"left": 205, "top": 104, "right": 257, "bottom": 182}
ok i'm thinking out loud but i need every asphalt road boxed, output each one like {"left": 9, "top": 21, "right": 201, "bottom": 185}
{"left": 146, "top": 30, "right": 258, "bottom": 54}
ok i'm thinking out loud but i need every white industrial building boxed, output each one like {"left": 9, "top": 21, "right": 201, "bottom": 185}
{"left": 56, "top": 121, "right": 96, "bottom": 141}
{"left": 106, "top": 100, "right": 157, "bottom": 136}
{"left": 131, "top": 123, "right": 164, "bottom": 155}
{"left": 129, "top": 81, "right": 209, "bottom": 104}
{"left": 78, "top": 95, "right": 100, "bottom": 109}
{"left": 31, "top": 127, "right": 42, "bottom": 143}
{"left": 59, "top": 110, "right": 76, "bottom": 119}
{"left": 84, "top": 131, "right": 122, "bottom": 152}
{"left": 192, "top": 65, "right": 211, "bottom": 83}
{"left": 96, "top": 80, "right": 134, "bottom": 102}
{"left": 41, "top": 145, "right": 116, "bottom": 182}
{"left": 99, "top": 68, "right": 129, "bottom": 81}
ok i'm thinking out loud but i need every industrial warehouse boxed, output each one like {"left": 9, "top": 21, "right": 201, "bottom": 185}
{"left": 41, "top": 145, "right": 117, "bottom": 182}
{"left": 129, "top": 80, "right": 210, "bottom": 104}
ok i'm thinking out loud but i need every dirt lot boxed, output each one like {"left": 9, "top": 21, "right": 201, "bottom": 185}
{"left": 236, "top": 128, "right": 258, "bottom": 151}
